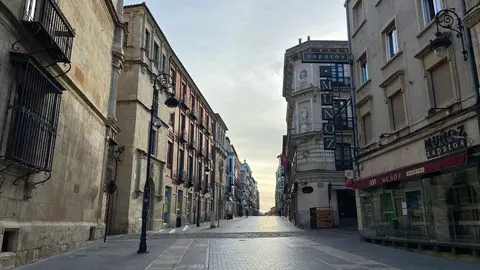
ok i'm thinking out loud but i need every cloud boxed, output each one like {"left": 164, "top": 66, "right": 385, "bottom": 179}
{"left": 125, "top": 0, "right": 347, "bottom": 209}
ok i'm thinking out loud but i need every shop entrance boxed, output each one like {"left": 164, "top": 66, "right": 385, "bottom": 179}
{"left": 336, "top": 189, "right": 357, "bottom": 228}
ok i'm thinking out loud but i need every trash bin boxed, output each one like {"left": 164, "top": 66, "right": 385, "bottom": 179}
{"left": 176, "top": 215, "right": 182, "bottom": 227}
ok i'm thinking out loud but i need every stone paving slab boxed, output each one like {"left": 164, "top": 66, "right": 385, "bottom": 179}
{"left": 15, "top": 238, "right": 176, "bottom": 270}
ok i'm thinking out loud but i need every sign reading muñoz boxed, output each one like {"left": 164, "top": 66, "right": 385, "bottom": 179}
{"left": 424, "top": 125, "right": 467, "bottom": 159}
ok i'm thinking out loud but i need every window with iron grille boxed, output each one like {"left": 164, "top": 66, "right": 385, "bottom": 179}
{"left": 335, "top": 143, "right": 353, "bottom": 171}
{"left": 5, "top": 52, "right": 64, "bottom": 171}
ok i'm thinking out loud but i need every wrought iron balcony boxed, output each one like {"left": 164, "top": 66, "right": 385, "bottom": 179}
{"left": 178, "top": 130, "right": 188, "bottom": 143}
{"left": 19, "top": 0, "right": 75, "bottom": 63}
{"left": 184, "top": 173, "right": 195, "bottom": 188}
{"left": 199, "top": 118, "right": 206, "bottom": 129}
{"left": 180, "top": 96, "right": 189, "bottom": 110}
{"left": 189, "top": 138, "right": 197, "bottom": 149}
{"left": 5, "top": 52, "right": 64, "bottom": 171}
{"left": 189, "top": 108, "right": 197, "bottom": 120}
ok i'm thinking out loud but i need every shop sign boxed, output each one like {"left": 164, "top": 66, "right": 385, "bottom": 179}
{"left": 424, "top": 125, "right": 467, "bottom": 160}
{"left": 302, "top": 52, "right": 349, "bottom": 63}
{"left": 345, "top": 152, "right": 467, "bottom": 189}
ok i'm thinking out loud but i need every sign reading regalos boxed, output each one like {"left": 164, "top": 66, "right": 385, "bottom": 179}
{"left": 424, "top": 125, "right": 467, "bottom": 160}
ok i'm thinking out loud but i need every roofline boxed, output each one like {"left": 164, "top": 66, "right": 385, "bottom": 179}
{"left": 214, "top": 113, "right": 228, "bottom": 130}
{"left": 231, "top": 145, "right": 239, "bottom": 160}
{"left": 124, "top": 2, "right": 216, "bottom": 115}
{"left": 282, "top": 39, "right": 349, "bottom": 97}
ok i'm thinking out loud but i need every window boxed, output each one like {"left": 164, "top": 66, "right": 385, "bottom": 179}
{"left": 180, "top": 114, "right": 186, "bottom": 133}
{"left": 170, "top": 68, "right": 176, "bottom": 85}
{"left": 6, "top": 53, "right": 63, "bottom": 171}
{"left": 191, "top": 96, "right": 196, "bottom": 111}
{"left": 353, "top": 0, "right": 365, "bottom": 29}
{"left": 181, "top": 83, "right": 187, "bottom": 101}
{"left": 430, "top": 61, "right": 454, "bottom": 107}
{"left": 169, "top": 113, "right": 175, "bottom": 128}
{"left": 167, "top": 141, "right": 173, "bottom": 168}
{"left": 421, "top": 0, "right": 441, "bottom": 25}
{"left": 144, "top": 29, "right": 150, "bottom": 53}
{"left": 188, "top": 155, "right": 194, "bottom": 183}
{"left": 362, "top": 113, "right": 373, "bottom": 145}
{"left": 150, "top": 128, "right": 158, "bottom": 155}
{"left": 153, "top": 42, "right": 159, "bottom": 67}
{"left": 389, "top": 91, "right": 406, "bottom": 130}
{"left": 199, "top": 133, "right": 203, "bottom": 150}
{"left": 189, "top": 122, "right": 194, "bottom": 142}
{"left": 385, "top": 24, "right": 399, "bottom": 59}
{"left": 359, "top": 54, "right": 368, "bottom": 83}
{"left": 178, "top": 149, "right": 185, "bottom": 174}
{"left": 162, "top": 53, "right": 167, "bottom": 71}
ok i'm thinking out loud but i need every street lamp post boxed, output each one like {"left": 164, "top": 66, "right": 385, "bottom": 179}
{"left": 197, "top": 165, "right": 210, "bottom": 226}
{"left": 138, "top": 72, "right": 179, "bottom": 254}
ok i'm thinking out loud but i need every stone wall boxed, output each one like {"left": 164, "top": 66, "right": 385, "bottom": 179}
{"left": 0, "top": 0, "right": 118, "bottom": 268}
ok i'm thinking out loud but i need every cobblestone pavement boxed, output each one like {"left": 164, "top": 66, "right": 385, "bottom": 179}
{"left": 14, "top": 217, "right": 480, "bottom": 270}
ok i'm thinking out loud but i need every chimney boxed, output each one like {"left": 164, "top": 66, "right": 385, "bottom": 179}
{"left": 298, "top": 38, "right": 302, "bottom": 44}
{"left": 307, "top": 36, "right": 310, "bottom": 41}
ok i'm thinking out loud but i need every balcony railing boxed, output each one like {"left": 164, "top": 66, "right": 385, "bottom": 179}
{"left": 178, "top": 130, "right": 188, "bottom": 142}
{"left": 5, "top": 52, "right": 64, "bottom": 171}
{"left": 199, "top": 118, "right": 206, "bottom": 129}
{"left": 21, "top": 0, "right": 75, "bottom": 63}
{"left": 180, "top": 96, "right": 189, "bottom": 110}
{"left": 189, "top": 108, "right": 197, "bottom": 120}
{"left": 189, "top": 138, "right": 197, "bottom": 149}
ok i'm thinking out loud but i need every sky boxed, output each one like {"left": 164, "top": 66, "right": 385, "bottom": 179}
{"left": 124, "top": 0, "right": 348, "bottom": 213}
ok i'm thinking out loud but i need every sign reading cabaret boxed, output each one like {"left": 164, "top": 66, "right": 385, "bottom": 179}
{"left": 302, "top": 52, "right": 349, "bottom": 63}
{"left": 424, "top": 125, "right": 467, "bottom": 159}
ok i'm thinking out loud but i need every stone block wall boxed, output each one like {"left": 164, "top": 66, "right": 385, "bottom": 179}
{"left": 0, "top": 0, "right": 119, "bottom": 268}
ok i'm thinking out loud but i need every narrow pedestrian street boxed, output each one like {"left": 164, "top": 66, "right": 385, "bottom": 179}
{"left": 14, "top": 217, "right": 480, "bottom": 270}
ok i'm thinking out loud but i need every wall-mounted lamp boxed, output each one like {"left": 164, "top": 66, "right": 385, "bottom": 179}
{"left": 429, "top": 9, "right": 468, "bottom": 61}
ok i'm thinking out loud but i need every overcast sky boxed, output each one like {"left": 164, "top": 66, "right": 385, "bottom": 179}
{"left": 124, "top": 0, "right": 348, "bottom": 212}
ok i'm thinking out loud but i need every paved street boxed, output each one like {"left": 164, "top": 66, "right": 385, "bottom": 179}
{"left": 15, "top": 217, "right": 480, "bottom": 270}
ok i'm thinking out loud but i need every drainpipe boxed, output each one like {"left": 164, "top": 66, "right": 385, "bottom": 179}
{"left": 460, "top": 0, "right": 480, "bottom": 134}
{"left": 344, "top": 1, "right": 361, "bottom": 178}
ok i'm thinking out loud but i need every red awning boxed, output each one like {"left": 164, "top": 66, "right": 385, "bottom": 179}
{"left": 346, "top": 151, "right": 468, "bottom": 189}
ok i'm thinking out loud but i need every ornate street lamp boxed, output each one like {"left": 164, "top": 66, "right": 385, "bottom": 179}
{"left": 429, "top": 9, "right": 468, "bottom": 61}
{"left": 138, "top": 71, "right": 179, "bottom": 254}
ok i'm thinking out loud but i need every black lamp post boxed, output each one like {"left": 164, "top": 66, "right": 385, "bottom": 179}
{"left": 197, "top": 165, "right": 210, "bottom": 227}
{"left": 428, "top": 9, "right": 468, "bottom": 61}
{"left": 138, "top": 72, "right": 179, "bottom": 254}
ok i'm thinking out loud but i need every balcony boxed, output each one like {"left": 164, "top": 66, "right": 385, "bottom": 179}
{"left": 178, "top": 130, "right": 188, "bottom": 143}
{"left": 199, "top": 118, "right": 206, "bottom": 129}
{"left": 180, "top": 96, "right": 189, "bottom": 110}
{"left": 20, "top": 0, "right": 75, "bottom": 63}
{"left": 174, "top": 169, "right": 186, "bottom": 184}
{"left": 184, "top": 173, "right": 195, "bottom": 188}
{"left": 188, "top": 138, "right": 197, "bottom": 150}
{"left": 189, "top": 108, "right": 197, "bottom": 120}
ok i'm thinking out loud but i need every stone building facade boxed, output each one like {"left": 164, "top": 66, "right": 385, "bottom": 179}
{"left": 0, "top": 0, "right": 125, "bottom": 268}
{"left": 113, "top": 3, "right": 229, "bottom": 232}
{"left": 346, "top": 0, "right": 480, "bottom": 249}
{"left": 282, "top": 39, "right": 357, "bottom": 229}
{"left": 212, "top": 113, "right": 228, "bottom": 223}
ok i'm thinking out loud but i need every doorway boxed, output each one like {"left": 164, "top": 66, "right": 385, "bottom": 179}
{"left": 336, "top": 189, "right": 357, "bottom": 228}
{"left": 164, "top": 186, "right": 172, "bottom": 223}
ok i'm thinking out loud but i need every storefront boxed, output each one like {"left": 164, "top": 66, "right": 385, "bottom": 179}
{"left": 347, "top": 119, "right": 480, "bottom": 251}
